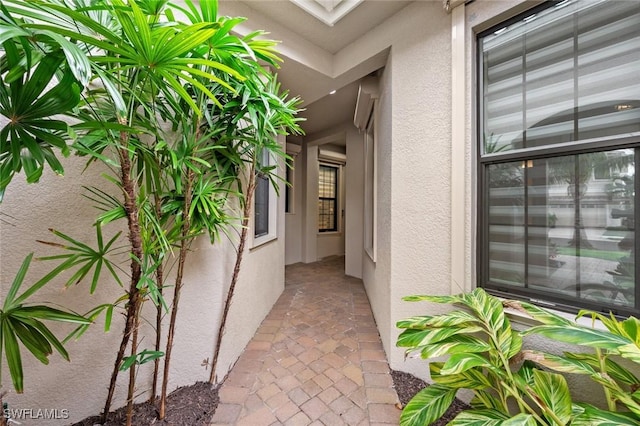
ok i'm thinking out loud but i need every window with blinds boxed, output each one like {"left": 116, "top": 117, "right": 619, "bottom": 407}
{"left": 478, "top": 0, "right": 640, "bottom": 316}
{"left": 318, "top": 164, "right": 338, "bottom": 232}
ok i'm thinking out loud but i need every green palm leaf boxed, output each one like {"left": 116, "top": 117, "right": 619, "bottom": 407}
{"left": 1, "top": 253, "right": 90, "bottom": 392}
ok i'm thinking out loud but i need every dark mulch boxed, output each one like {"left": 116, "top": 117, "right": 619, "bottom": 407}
{"left": 72, "top": 382, "right": 219, "bottom": 426}
{"left": 392, "top": 370, "right": 470, "bottom": 426}
{"left": 74, "top": 371, "right": 464, "bottom": 425}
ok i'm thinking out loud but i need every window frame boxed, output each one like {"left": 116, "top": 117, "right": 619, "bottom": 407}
{"left": 252, "top": 149, "right": 278, "bottom": 248}
{"left": 318, "top": 163, "right": 340, "bottom": 233}
{"left": 476, "top": 1, "right": 640, "bottom": 316}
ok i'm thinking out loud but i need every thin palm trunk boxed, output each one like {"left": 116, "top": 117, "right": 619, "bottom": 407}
{"left": 102, "top": 143, "right": 144, "bottom": 423}
{"left": 125, "top": 301, "right": 142, "bottom": 426}
{"left": 150, "top": 195, "right": 165, "bottom": 404}
{"left": 209, "top": 164, "right": 256, "bottom": 384}
{"left": 159, "top": 169, "right": 195, "bottom": 419}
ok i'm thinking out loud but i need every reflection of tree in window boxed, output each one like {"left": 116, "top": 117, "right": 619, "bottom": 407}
{"left": 318, "top": 165, "right": 338, "bottom": 232}
{"left": 479, "top": 0, "right": 639, "bottom": 314}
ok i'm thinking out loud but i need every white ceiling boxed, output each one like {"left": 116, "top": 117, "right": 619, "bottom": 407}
{"left": 218, "top": 0, "right": 413, "bottom": 139}
{"left": 236, "top": 0, "right": 410, "bottom": 53}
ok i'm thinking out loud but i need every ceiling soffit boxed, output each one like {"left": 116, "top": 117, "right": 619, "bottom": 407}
{"left": 289, "top": 0, "right": 364, "bottom": 26}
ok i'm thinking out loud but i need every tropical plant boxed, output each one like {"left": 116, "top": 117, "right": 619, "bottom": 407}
{"left": 0, "top": 254, "right": 90, "bottom": 425}
{"left": 397, "top": 288, "right": 639, "bottom": 425}
{"left": 2, "top": 1, "right": 302, "bottom": 424}
{"left": 514, "top": 304, "right": 640, "bottom": 419}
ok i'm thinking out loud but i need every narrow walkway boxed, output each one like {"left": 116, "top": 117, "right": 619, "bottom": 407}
{"left": 210, "top": 257, "right": 401, "bottom": 425}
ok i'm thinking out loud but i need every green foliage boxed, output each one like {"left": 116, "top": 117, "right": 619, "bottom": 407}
{"left": 0, "top": 254, "right": 91, "bottom": 393}
{"left": 120, "top": 349, "right": 164, "bottom": 372}
{"left": 397, "top": 288, "right": 640, "bottom": 426}
{"left": 1, "top": 0, "right": 302, "bottom": 419}
{"left": 523, "top": 309, "right": 640, "bottom": 417}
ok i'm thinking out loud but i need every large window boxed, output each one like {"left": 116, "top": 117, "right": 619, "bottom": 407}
{"left": 318, "top": 164, "right": 339, "bottom": 232}
{"left": 478, "top": 0, "right": 640, "bottom": 315}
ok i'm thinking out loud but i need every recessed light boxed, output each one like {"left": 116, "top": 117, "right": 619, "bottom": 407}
{"left": 329, "top": 90, "right": 337, "bottom": 95}
{"left": 615, "top": 104, "right": 634, "bottom": 111}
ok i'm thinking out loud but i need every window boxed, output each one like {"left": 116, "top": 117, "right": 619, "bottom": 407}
{"left": 478, "top": 0, "right": 640, "bottom": 315}
{"left": 254, "top": 170, "right": 269, "bottom": 238}
{"left": 318, "top": 164, "right": 339, "bottom": 232}
{"left": 253, "top": 147, "right": 277, "bottom": 246}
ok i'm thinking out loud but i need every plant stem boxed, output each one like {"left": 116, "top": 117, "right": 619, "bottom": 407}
{"left": 125, "top": 300, "right": 142, "bottom": 426}
{"left": 500, "top": 382, "right": 551, "bottom": 425}
{"left": 159, "top": 169, "right": 195, "bottom": 419}
{"left": 150, "top": 195, "right": 165, "bottom": 404}
{"left": 597, "top": 349, "right": 616, "bottom": 411}
{"left": 102, "top": 143, "right": 144, "bottom": 423}
{"left": 209, "top": 163, "right": 256, "bottom": 384}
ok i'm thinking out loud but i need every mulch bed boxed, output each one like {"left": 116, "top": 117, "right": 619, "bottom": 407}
{"left": 71, "top": 382, "right": 219, "bottom": 426}
{"left": 391, "top": 370, "right": 470, "bottom": 426}
{"left": 74, "top": 371, "right": 467, "bottom": 425}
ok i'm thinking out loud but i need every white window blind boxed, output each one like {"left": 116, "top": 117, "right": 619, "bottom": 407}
{"left": 481, "top": 0, "right": 640, "bottom": 154}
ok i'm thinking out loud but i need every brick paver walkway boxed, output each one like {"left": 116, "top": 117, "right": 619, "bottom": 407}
{"left": 210, "top": 256, "right": 401, "bottom": 425}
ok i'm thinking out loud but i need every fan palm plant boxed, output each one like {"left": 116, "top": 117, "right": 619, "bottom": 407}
{"left": 2, "top": 1, "right": 302, "bottom": 424}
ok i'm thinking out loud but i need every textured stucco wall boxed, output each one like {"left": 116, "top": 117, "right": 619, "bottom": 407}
{"left": 362, "top": 54, "right": 393, "bottom": 360}
{"left": 384, "top": 0, "right": 453, "bottom": 378}
{"left": 0, "top": 144, "right": 285, "bottom": 423}
{"left": 345, "top": 126, "right": 364, "bottom": 279}
{"left": 285, "top": 150, "right": 304, "bottom": 265}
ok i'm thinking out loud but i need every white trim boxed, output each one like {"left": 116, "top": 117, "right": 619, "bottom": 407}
{"left": 318, "top": 161, "right": 342, "bottom": 233}
{"left": 354, "top": 76, "right": 379, "bottom": 131}
{"left": 285, "top": 144, "right": 301, "bottom": 215}
{"left": 289, "top": 0, "right": 364, "bottom": 27}
{"left": 251, "top": 150, "right": 278, "bottom": 248}
{"left": 364, "top": 104, "right": 377, "bottom": 262}
{"left": 451, "top": 4, "right": 468, "bottom": 293}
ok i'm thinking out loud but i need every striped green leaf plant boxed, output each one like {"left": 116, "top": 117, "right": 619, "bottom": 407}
{"left": 397, "top": 288, "right": 640, "bottom": 425}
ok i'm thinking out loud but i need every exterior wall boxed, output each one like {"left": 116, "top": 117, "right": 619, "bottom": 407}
{"left": 382, "top": 1, "right": 454, "bottom": 379}
{"left": 363, "top": 56, "right": 393, "bottom": 359}
{"left": 302, "top": 145, "right": 319, "bottom": 263}
{"left": 345, "top": 126, "right": 364, "bottom": 278}
{"left": 317, "top": 233, "right": 344, "bottom": 259}
{"left": 285, "top": 148, "right": 304, "bottom": 265}
{"left": 0, "top": 146, "right": 286, "bottom": 423}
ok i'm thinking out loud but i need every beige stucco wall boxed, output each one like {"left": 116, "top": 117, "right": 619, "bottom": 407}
{"left": 285, "top": 147, "right": 304, "bottom": 265}
{"left": 345, "top": 126, "right": 365, "bottom": 279}
{"left": 0, "top": 142, "right": 286, "bottom": 423}
{"left": 385, "top": 0, "right": 454, "bottom": 378}
{"left": 362, "top": 52, "right": 393, "bottom": 362}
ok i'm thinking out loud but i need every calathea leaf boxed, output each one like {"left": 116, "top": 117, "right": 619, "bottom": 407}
{"left": 572, "top": 402, "right": 640, "bottom": 426}
{"left": 530, "top": 369, "right": 572, "bottom": 425}
{"left": 564, "top": 352, "right": 640, "bottom": 385}
{"left": 430, "top": 362, "right": 492, "bottom": 390}
{"left": 419, "top": 334, "right": 491, "bottom": 359}
{"left": 441, "top": 353, "right": 490, "bottom": 375}
{"left": 397, "top": 311, "right": 481, "bottom": 329}
{"left": 400, "top": 384, "right": 457, "bottom": 426}
{"left": 448, "top": 409, "right": 536, "bottom": 426}
{"left": 397, "top": 325, "right": 483, "bottom": 349}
